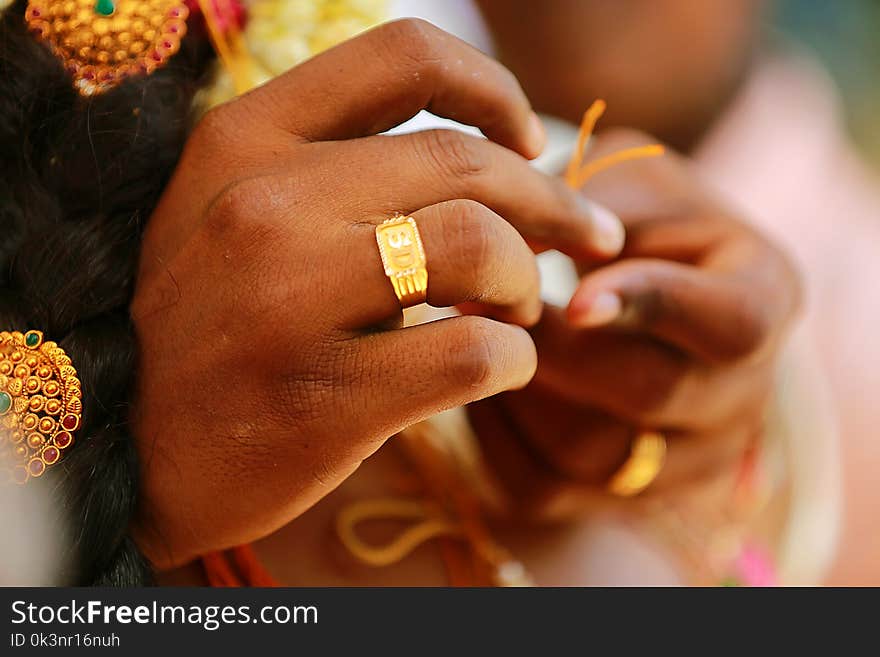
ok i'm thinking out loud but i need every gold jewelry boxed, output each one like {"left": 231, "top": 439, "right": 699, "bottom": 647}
{"left": 0, "top": 331, "right": 82, "bottom": 484}
{"left": 25, "top": 0, "right": 189, "bottom": 96}
{"left": 608, "top": 430, "right": 667, "bottom": 497}
{"left": 375, "top": 215, "right": 429, "bottom": 308}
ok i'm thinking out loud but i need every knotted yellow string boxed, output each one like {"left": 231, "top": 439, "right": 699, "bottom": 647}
{"left": 335, "top": 498, "right": 461, "bottom": 567}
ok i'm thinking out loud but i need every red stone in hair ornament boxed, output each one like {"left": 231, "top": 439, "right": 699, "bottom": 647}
{"left": 0, "top": 331, "right": 82, "bottom": 484}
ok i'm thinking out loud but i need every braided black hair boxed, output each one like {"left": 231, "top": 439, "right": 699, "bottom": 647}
{"left": 0, "top": 0, "right": 214, "bottom": 585}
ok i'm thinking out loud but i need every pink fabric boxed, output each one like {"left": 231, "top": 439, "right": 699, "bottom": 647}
{"left": 696, "top": 55, "right": 880, "bottom": 584}
{"left": 736, "top": 544, "right": 778, "bottom": 587}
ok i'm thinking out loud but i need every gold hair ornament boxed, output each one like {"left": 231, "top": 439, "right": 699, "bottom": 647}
{"left": 0, "top": 331, "right": 82, "bottom": 484}
{"left": 25, "top": 0, "right": 189, "bottom": 95}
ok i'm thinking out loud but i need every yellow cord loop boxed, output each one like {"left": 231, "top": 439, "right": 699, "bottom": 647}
{"left": 335, "top": 498, "right": 462, "bottom": 568}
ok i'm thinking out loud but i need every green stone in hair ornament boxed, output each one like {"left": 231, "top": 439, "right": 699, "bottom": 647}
{"left": 0, "top": 331, "right": 82, "bottom": 484}
{"left": 24, "top": 0, "right": 190, "bottom": 95}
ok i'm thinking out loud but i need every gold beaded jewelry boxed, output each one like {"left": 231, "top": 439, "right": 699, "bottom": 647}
{"left": 0, "top": 331, "right": 82, "bottom": 484}
{"left": 24, "top": 0, "right": 189, "bottom": 95}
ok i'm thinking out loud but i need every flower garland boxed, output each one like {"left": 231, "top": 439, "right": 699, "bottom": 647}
{"left": 195, "top": 0, "right": 388, "bottom": 108}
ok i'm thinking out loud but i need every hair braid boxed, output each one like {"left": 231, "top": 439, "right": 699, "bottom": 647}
{"left": 0, "top": 0, "right": 214, "bottom": 585}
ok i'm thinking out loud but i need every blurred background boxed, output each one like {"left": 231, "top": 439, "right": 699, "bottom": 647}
{"left": 776, "top": 0, "right": 880, "bottom": 164}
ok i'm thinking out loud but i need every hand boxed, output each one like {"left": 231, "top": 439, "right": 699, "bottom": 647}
{"left": 469, "top": 130, "right": 802, "bottom": 518}
{"left": 129, "top": 20, "right": 623, "bottom": 569}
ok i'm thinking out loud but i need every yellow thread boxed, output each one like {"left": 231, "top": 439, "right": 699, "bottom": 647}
{"left": 573, "top": 144, "right": 666, "bottom": 187}
{"left": 565, "top": 99, "right": 606, "bottom": 186}
{"left": 564, "top": 99, "right": 665, "bottom": 189}
{"left": 335, "top": 498, "right": 461, "bottom": 567}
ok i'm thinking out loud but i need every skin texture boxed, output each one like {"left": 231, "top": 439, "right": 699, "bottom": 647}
{"left": 469, "top": 131, "right": 801, "bottom": 518}
{"left": 130, "top": 19, "right": 627, "bottom": 570}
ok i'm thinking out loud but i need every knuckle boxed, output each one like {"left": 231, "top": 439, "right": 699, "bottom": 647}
{"left": 437, "top": 201, "right": 538, "bottom": 316}
{"left": 203, "top": 181, "right": 250, "bottom": 237}
{"left": 203, "top": 177, "right": 282, "bottom": 244}
{"left": 429, "top": 202, "right": 540, "bottom": 319}
{"left": 446, "top": 317, "right": 505, "bottom": 389}
{"left": 376, "top": 18, "right": 443, "bottom": 69}
{"left": 201, "top": 180, "right": 298, "bottom": 316}
{"left": 379, "top": 17, "right": 436, "bottom": 43}
{"left": 443, "top": 201, "right": 500, "bottom": 280}
{"left": 422, "top": 129, "right": 488, "bottom": 181}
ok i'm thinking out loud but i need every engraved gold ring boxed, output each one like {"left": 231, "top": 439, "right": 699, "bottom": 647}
{"left": 375, "top": 215, "right": 429, "bottom": 308}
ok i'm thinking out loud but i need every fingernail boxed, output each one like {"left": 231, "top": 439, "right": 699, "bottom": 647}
{"left": 570, "top": 291, "right": 622, "bottom": 328}
{"left": 581, "top": 198, "right": 625, "bottom": 256}
{"left": 526, "top": 112, "right": 546, "bottom": 158}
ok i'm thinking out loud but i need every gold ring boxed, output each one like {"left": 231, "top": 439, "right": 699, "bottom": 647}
{"left": 376, "top": 215, "right": 429, "bottom": 308}
{"left": 607, "top": 430, "right": 667, "bottom": 497}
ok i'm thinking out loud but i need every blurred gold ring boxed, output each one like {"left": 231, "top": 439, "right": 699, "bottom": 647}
{"left": 376, "top": 215, "right": 429, "bottom": 308}
{"left": 608, "top": 431, "right": 667, "bottom": 497}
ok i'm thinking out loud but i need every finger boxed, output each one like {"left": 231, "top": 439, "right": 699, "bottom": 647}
{"left": 316, "top": 132, "right": 626, "bottom": 260}
{"left": 471, "top": 396, "right": 755, "bottom": 514}
{"left": 567, "top": 258, "right": 775, "bottom": 363}
{"left": 340, "top": 200, "right": 542, "bottom": 328}
{"left": 466, "top": 396, "right": 576, "bottom": 519}
{"left": 498, "top": 387, "right": 632, "bottom": 483}
{"left": 531, "top": 306, "right": 773, "bottom": 429}
{"left": 348, "top": 315, "right": 538, "bottom": 441}
{"left": 532, "top": 305, "right": 691, "bottom": 425}
{"left": 244, "top": 19, "right": 544, "bottom": 158}
{"left": 501, "top": 385, "right": 752, "bottom": 492}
